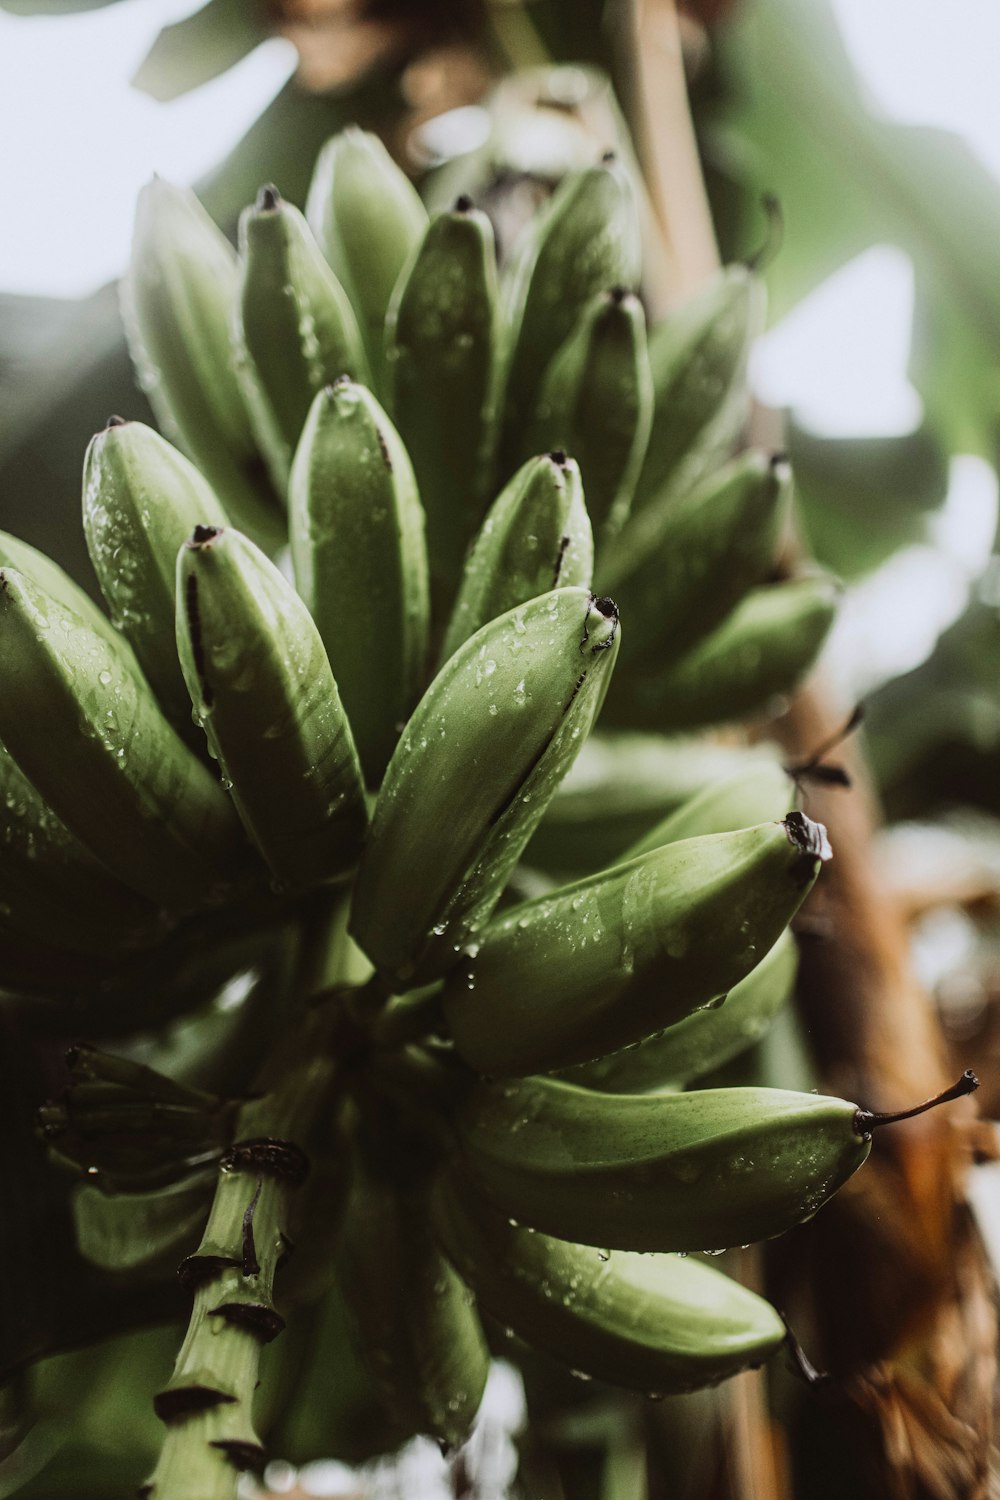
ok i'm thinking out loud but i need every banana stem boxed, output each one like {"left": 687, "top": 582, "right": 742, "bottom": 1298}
{"left": 854, "top": 1070, "right": 979, "bottom": 1137}
{"left": 143, "top": 1005, "right": 340, "bottom": 1499}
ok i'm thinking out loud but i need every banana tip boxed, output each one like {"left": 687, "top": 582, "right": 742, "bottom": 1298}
{"left": 257, "top": 183, "right": 282, "bottom": 212}
{"left": 783, "top": 811, "right": 832, "bottom": 863}
{"left": 189, "top": 525, "right": 223, "bottom": 548}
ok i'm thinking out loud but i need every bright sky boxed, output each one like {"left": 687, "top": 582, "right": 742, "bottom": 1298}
{"left": 0, "top": 0, "right": 296, "bottom": 299}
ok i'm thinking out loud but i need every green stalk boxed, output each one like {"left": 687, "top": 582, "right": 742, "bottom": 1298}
{"left": 143, "top": 1006, "right": 340, "bottom": 1498}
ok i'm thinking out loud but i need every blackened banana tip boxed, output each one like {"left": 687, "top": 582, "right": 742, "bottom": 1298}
{"left": 190, "top": 525, "right": 223, "bottom": 547}
{"left": 549, "top": 449, "right": 568, "bottom": 466}
{"left": 105, "top": 414, "right": 128, "bottom": 428}
{"left": 600, "top": 149, "right": 617, "bottom": 164}
{"left": 454, "top": 194, "right": 474, "bottom": 213}
{"left": 257, "top": 183, "right": 281, "bottom": 212}
{"left": 782, "top": 811, "right": 832, "bottom": 863}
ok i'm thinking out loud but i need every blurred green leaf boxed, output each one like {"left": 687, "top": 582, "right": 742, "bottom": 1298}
{"left": 790, "top": 422, "right": 950, "bottom": 579}
{"left": 709, "top": 0, "right": 1000, "bottom": 458}
{"left": 131, "top": 0, "right": 268, "bottom": 103}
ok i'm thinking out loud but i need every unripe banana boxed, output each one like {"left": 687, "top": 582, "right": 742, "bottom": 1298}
{"left": 176, "top": 526, "right": 368, "bottom": 892}
{"left": 567, "top": 930, "right": 798, "bottom": 1093}
{"left": 74, "top": 1170, "right": 215, "bottom": 1275}
{"left": 620, "top": 576, "right": 839, "bottom": 731}
{"left": 82, "top": 417, "right": 229, "bottom": 733}
{"left": 499, "top": 156, "right": 642, "bottom": 479}
{"left": 350, "top": 587, "right": 621, "bottom": 989}
{"left": 433, "top": 1171, "right": 786, "bottom": 1393}
{"left": 521, "top": 286, "right": 652, "bottom": 540}
{"left": 0, "top": 739, "right": 163, "bottom": 956}
{"left": 442, "top": 815, "right": 826, "bottom": 1076}
{"left": 0, "top": 527, "right": 128, "bottom": 652}
{"left": 456, "top": 1073, "right": 872, "bottom": 1252}
{"left": 441, "top": 452, "right": 593, "bottom": 665}
{"left": 234, "top": 186, "right": 370, "bottom": 491}
{"left": 633, "top": 264, "right": 766, "bottom": 511}
{"left": 306, "top": 127, "right": 428, "bottom": 389}
{"left": 337, "top": 1155, "right": 490, "bottom": 1448}
{"left": 603, "top": 452, "right": 791, "bottom": 669}
{"left": 121, "top": 177, "right": 283, "bottom": 551}
{"left": 623, "top": 755, "right": 793, "bottom": 859}
{"left": 288, "top": 379, "right": 430, "bottom": 784}
{"left": 0, "top": 566, "right": 245, "bottom": 909}
{"left": 386, "top": 199, "right": 499, "bottom": 595}
{"left": 524, "top": 733, "right": 778, "bottom": 879}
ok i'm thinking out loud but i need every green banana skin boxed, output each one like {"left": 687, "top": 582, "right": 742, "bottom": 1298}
{"left": 524, "top": 734, "right": 782, "bottom": 880}
{"left": 632, "top": 264, "right": 767, "bottom": 513}
{"left": 350, "top": 587, "right": 621, "bottom": 990}
{"left": 0, "top": 566, "right": 245, "bottom": 910}
{"left": 121, "top": 177, "right": 284, "bottom": 553}
{"left": 386, "top": 199, "right": 499, "bottom": 598}
{"left": 433, "top": 1172, "right": 786, "bottom": 1393}
{"left": 82, "top": 417, "right": 229, "bottom": 736}
{"left": 617, "top": 576, "right": 840, "bottom": 732}
{"left": 441, "top": 452, "right": 593, "bottom": 665}
{"left": 73, "top": 1170, "right": 215, "bottom": 1275}
{"left": 498, "top": 157, "right": 642, "bottom": 481}
{"left": 457, "top": 1074, "right": 872, "bottom": 1252}
{"left": 0, "top": 527, "right": 132, "bottom": 654}
{"left": 306, "top": 127, "right": 428, "bottom": 391}
{"left": 603, "top": 452, "right": 792, "bottom": 670}
{"left": 566, "top": 930, "right": 798, "bottom": 1093}
{"left": 0, "top": 739, "right": 164, "bottom": 956}
{"left": 288, "top": 378, "right": 430, "bottom": 785}
{"left": 623, "top": 756, "right": 793, "bottom": 859}
{"left": 337, "top": 1155, "right": 490, "bottom": 1449}
{"left": 521, "top": 287, "right": 652, "bottom": 541}
{"left": 176, "top": 526, "right": 368, "bottom": 893}
{"left": 442, "top": 816, "right": 824, "bottom": 1077}
{"left": 234, "top": 186, "right": 370, "bottom": 492}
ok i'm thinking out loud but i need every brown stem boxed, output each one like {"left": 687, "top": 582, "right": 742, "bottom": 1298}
{"left": 629, "top": 0, "right": 721, "bottom": 304}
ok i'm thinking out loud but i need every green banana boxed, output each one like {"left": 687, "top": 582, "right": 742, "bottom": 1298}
{"left": 0, "top": 527, "right": 131, "bottom": 653}
{"left": 499, "top": 156, "right": 642, "bottom": 479}
{"left": 523, "top": 734, "right": 781, "bottom": 879}
{"left": 0, "top": 739, "right": 163, "bottom": 956}
{"left": 0, "top": 565, "right": 245, "bottom": 909}
{"left": 121, "top": 176, "right": 283, "bottom": 551}
{"left": 336, "top": 1153, "right": 490, "bottom": 1448}
{"left": 521, "top": 286, "right": 652, "bottom": 540}
{"left": 603, "top": 452, "right": 792, "bottom": 669}
{"left": 234, "top": 185, "right": 369, "bottom": 491}
{"left": 632, "top": 264, "right": 767, "bottom": 512}
{"left": 176, "top": 525, "right": 368, "bottom": 892}
{"left": 566, "top": 929, "right": 798, "bottom": 1092}
{"left": 306, "top": 127, "right": 428, "bottom": 389}
{"left": 288, "top": 378, "right": 430, "bottom": 785}
{"left": 82, "top": 417, "right": 229, "bottom": 733}
{"left": 619, "top": 576, "right": 839, "bottom": 731}
{"left": 39, "top": 1044, "right": 233, "bottom": 1190}
{"left": 433, "top": 1170, "right": 786, "bottom": 1393}
{"left": 442, "top": 815, "right": 824, "bottom": 1076}
{"left": 73, "top": 1170, "right": 215, "bottom": 1276}
{"left": 456, "top": 1072, "right": 872, "bottom": 1252}
{"left": 440, "top": 451, "right": 593, "bottom": 665}
{"left": 623, "top": 755, "right": 793, "bottom": 859}
{"left": 350, "top": 586, "right": 621, "bottom": 989}
{"left": 385, "top": 198, "right": 499, "bottom": 594}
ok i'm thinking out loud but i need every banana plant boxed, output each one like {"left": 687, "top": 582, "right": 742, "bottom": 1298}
{"left": 0, "top": 130, "right": 978, "bottom": 1500}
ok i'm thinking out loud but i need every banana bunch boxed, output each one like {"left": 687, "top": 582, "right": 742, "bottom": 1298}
{"left": 4, "top": 123, "right": 945, "bottom": 1499}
